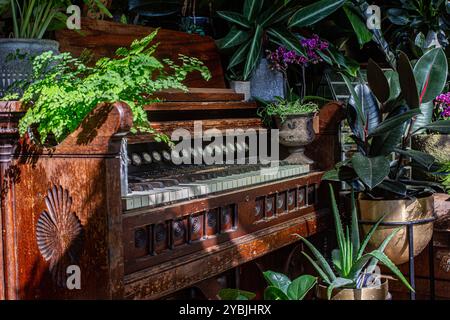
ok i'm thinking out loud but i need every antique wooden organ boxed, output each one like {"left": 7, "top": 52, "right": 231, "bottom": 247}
{"left": 0, "top": 20, "right": 342, "bottom": 299}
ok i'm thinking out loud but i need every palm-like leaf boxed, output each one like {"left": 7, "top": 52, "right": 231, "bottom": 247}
{"left": 243, "top": 24, "right": 263, "bottom": 80}
{"left": 288, "top": 0, "right": 346, "bottom": 28}
{"left": 216, "top": 11, "right": 251, "bottom": 29}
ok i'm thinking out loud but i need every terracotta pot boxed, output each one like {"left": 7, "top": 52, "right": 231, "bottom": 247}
{"left": 358, "top": 195, "right": 434, "bottom": 265}
{"left": 275, "top": 113, "right": 316, "bottom": 166}
{"left": 316, "top": 279, "right": 390, "bottom": 300}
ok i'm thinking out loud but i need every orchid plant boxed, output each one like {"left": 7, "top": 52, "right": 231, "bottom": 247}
{"left": 434, "top": 92, "right": 450, "bottom": 120}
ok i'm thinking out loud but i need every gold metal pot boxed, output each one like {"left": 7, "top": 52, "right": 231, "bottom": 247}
{"left": 358, "top": 195, "right": 434, "bottom": 265}
{"left": 316, "top": 279, "right": 389, "bottom": 300}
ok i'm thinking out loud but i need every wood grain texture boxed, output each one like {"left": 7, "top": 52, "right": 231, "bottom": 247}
{"left": 144, "top": 101, "right": 257, "bottom": 111}
{"left": 56, "top": 19, "right": 225, "bottom": 88}
{"left": 152, "top": 88, "right": 244, "bottom": 102}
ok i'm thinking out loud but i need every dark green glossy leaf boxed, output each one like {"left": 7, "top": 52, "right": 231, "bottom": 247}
{"left": 258, "top": 0, "right": 293, "bottom": 27}
{"left": 398, "top": 51, "right": 420, "bottom": 108}
{"left": 218, "top": 288, "right": 256, "bottom": 300}
{"left": 387, "top": 8, "right": 409, "bottom": 25}
{"left": 341, "top": 73, "right": 366, "bottom": 126}
{"left": 414, "top": 47, "right": 448, "bottom": 104}
{"left": 243, "top": 24, "right": 263, "bottom": 80}
{"left": 368, "top": 59, "right": 390, "bottom": 103}
{"left": 394, "top": 148, "right": 436, "bottom": 170}
{"left": 376, "top": 179, "right": 407, "bottom": 196}
{"left": 267, "top": 28, "right": 306, "bottom": 56}
{"left": 351, "top": 153, "right": 390, "bottom": 189}
{"left": 227, "top": 41, "right": 252, "bottom": 72}
{"left": 288, "top": 0, "right": 346, "bottom": 28}
{"left": 343, "top": 4, "right": 373, "bottom": 48}
{"left": 243, "top": 0, "right": 264, "bottom": 21}
{"left": 263, "top": 271, "right": 291, "bottom": 294}
{"left": 420, "top": 120, "right": 450, "bottom": 133}
{"left": 411, "top": 101, "right": 434, "bottom": 133}
{"left": 369, "top": 108, "right": 421, "bottom": 137}
{"left": 287, "top": 275, "right": 317, "bottom": 300}
{"left": 216, "top": 27, "right": 251, "bottom": 49}
{"left": 216, "top": 11, "right": 251, "bottom": 29}
{"left": 264, "top": 286, "right": 290, "bottom": 300}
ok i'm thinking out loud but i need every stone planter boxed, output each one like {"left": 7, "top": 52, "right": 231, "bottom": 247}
{"left": 0, "top": 39, "right": 59, "bottom": 96}
{"left": 230, "top": 80, "right": 251, "bottom": 101}
{"left": 358, "top": 195, "right": 435, "bottom": 265}
{"left": 412, "top": 134, "right": 450, "bottom": 181}
{"left": 316, "top": 279, "right": 390, "bottom": 300}
{"left": 275, "top": 113, "right": 316, "bottom": 166}
{"left": 250, "top": 58, "right": 284, "bottom": 102}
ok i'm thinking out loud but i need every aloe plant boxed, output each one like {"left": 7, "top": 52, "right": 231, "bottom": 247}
{"left": 218, "top": 271, "right": 317, "bottom": 300}
{"left": 325, "top": 48, "right": 450, "bottom": 199}
{"left": 0, "top": 0, "right": 111, "bottom": 39}
{"left": 216, "top": 0, "right": 348, "bottom": 80}
{"left": 297, "top": 184, "right": 413, "bottom": 300}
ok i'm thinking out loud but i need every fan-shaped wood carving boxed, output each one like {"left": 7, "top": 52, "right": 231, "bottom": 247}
{"left": 36, "top": 185, "right": 83, "bottom": 287}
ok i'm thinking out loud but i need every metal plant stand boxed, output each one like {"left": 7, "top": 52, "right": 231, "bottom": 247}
{"left": 359, "top": 214, "right": 437, "bottom": 300}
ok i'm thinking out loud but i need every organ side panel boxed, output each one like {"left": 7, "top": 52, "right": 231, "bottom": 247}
{"left": 2, "top": 102, "right": 131, "bottom": 299}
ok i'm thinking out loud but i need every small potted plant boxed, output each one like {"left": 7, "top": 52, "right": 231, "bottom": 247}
{"left": 218, "top": 271, "right": 317, "bottom": 300}
{"left": 325, "top": 48, "right": 450, "bottom": 265}
{"left": 297, "top": 185, "right": 413, "bottom": 300}
{"left": 0, "top": 0, "right": 111, "bottom": 96}
{"left": 257, "top": 90, "right": 319, "bottom": 165}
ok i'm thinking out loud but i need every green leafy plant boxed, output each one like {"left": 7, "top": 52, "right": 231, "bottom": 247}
{"left": 0, "top": 0, "right": 111, "bottom": 39}
{"left": 7, "top": 30, "right": 211, "bottom": 144}
{"left": 256, "top": 89, "right": 321, "bottom": 126}
{"left": 325, "top": 48, "right": 450, "bottom": 199}
{"left": 216, "top": 0, "right": 348, "bottom": 80}
{"left": 218, "top": 271, "right": 317, "bottom": 300}
{"left": 386, "top": 0, "right": 450, "bottom": 55}
{"left": 296, "top": 184, "right": 413, "bottom": 300}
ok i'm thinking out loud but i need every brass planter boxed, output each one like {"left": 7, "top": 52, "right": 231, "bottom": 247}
{"left": 358, "top": 195, "right": 434, "bottom": 265}
{"left": 316, "top": 279, "right": 389, "bottom": 300}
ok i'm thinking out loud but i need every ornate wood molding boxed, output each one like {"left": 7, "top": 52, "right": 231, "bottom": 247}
{"left": 36, "top": 185, "right": 83, "bottom": 287}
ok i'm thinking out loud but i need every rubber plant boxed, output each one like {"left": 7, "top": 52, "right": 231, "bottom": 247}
{"left": 297, "top": 185, "right": 413, "bottom": 299}
{"left": 218, "top": 271, "right": 317, "bottom": 300}
{"left": 325, "top": 48, "right": 450, "bottom": 199}
{"left": 215, "top": 0, "right": 349, "bottom": 80}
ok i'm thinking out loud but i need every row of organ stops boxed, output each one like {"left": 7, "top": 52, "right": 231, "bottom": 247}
{"left": 128, "top": 142, "right": 250, "bottom": 167}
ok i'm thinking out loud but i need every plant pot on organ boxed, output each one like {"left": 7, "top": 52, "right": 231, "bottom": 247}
{"left": 324, "top": 49, "right": 450, "bottom": 265}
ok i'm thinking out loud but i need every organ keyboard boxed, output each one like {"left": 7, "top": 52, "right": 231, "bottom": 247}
{"left": 0, "top": 20, "right": 343, "bottom": 300}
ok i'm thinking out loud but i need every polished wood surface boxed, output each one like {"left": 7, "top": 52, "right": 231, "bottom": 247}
{"left": 56, "top": 19, "right": 226, "bottom": 89}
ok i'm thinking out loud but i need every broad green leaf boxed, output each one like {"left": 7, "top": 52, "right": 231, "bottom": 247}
{"left": 258, "top": 0, "right": 293, "bottom": 27}
{"left": 216, "top": 28, "right": 251, "bottom": 49}
{"left": 243, "top": 24, "right": 263, "bottom": 80}
{"left": 216, "top": 11, "right": 251, "bottom": 29}
{"left": 343, "top": 4, "right": 373, "bottom": 48}
{"left": 243, "top": 0, "right": 264, "bottom": 20}
{"left": 288, "top": 0, "right": 346, "bottom": 28}
{"left": 413, "top": 48, "right": 448, "bottom": 104}
{"left": 411, "top": 101, "right": 434, "bottom": 133}
{"left": 368, "top": 250, "right": 414, "bottom": 292}
{"left": 218, "top": 288, "right": 256, "bottom": 300}
{"left": 341, "top": 73, "right": 366, "bottom": 126}
{"left": 287, "top": 275, "right": 317, "bottom": 300}
{"left": 385, "top": 70, "right": 401, "bottom": 103}
{"left": 376, "top": 180, "right": 407, "bottom": 196}
{"left": 267, "top": 28, "right": 306, "bottom": 56}
{"left": 420, "top": 120, "right": 450, "bottom": 133}
{"left": 263, "top": 271, "right": 291, "bottom": 294}
{"left": 264, "top": 286, "right": 290, "bottom": 300}
{"left": 351, "top": 153, "right": 390, "bottom": 189}
{"left": 368, "top": 108, "right": 421, "bottom": 137}
{"left": 368, "top": 59, "right": 390, "bottom": 103}
{"left": 327, "top": 277, "right": 354, "bottom": 300}
{"left": 398, "top": 51, "right": 420, "bottom": 108}
{"left": 394, "top": 148, "right": 436, "bottom": 170}
{"left": 227, "top": 41, "right": 251, "bottom": 71}
{"left": 297, "top": 235, "right": 336, "bottom": 282}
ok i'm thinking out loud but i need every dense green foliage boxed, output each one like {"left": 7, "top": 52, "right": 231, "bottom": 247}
{"left": 218, "top": 271, "right": 317, "bottom": 300}
{"left": 0, "top": 0, "right": 111, "bottom": 39}
{"left": 297, "top": 185, "right": 413, "bottom": 299}
{"left": 325, "top": 48, "right": 450, "bottom": 199}
{"left": 8, "top": 30, "right": 211, "bottom": 144}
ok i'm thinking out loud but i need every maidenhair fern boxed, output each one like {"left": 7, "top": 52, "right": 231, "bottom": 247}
{"left": 9, "top": 29, "right": 211, "bottom": 144}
